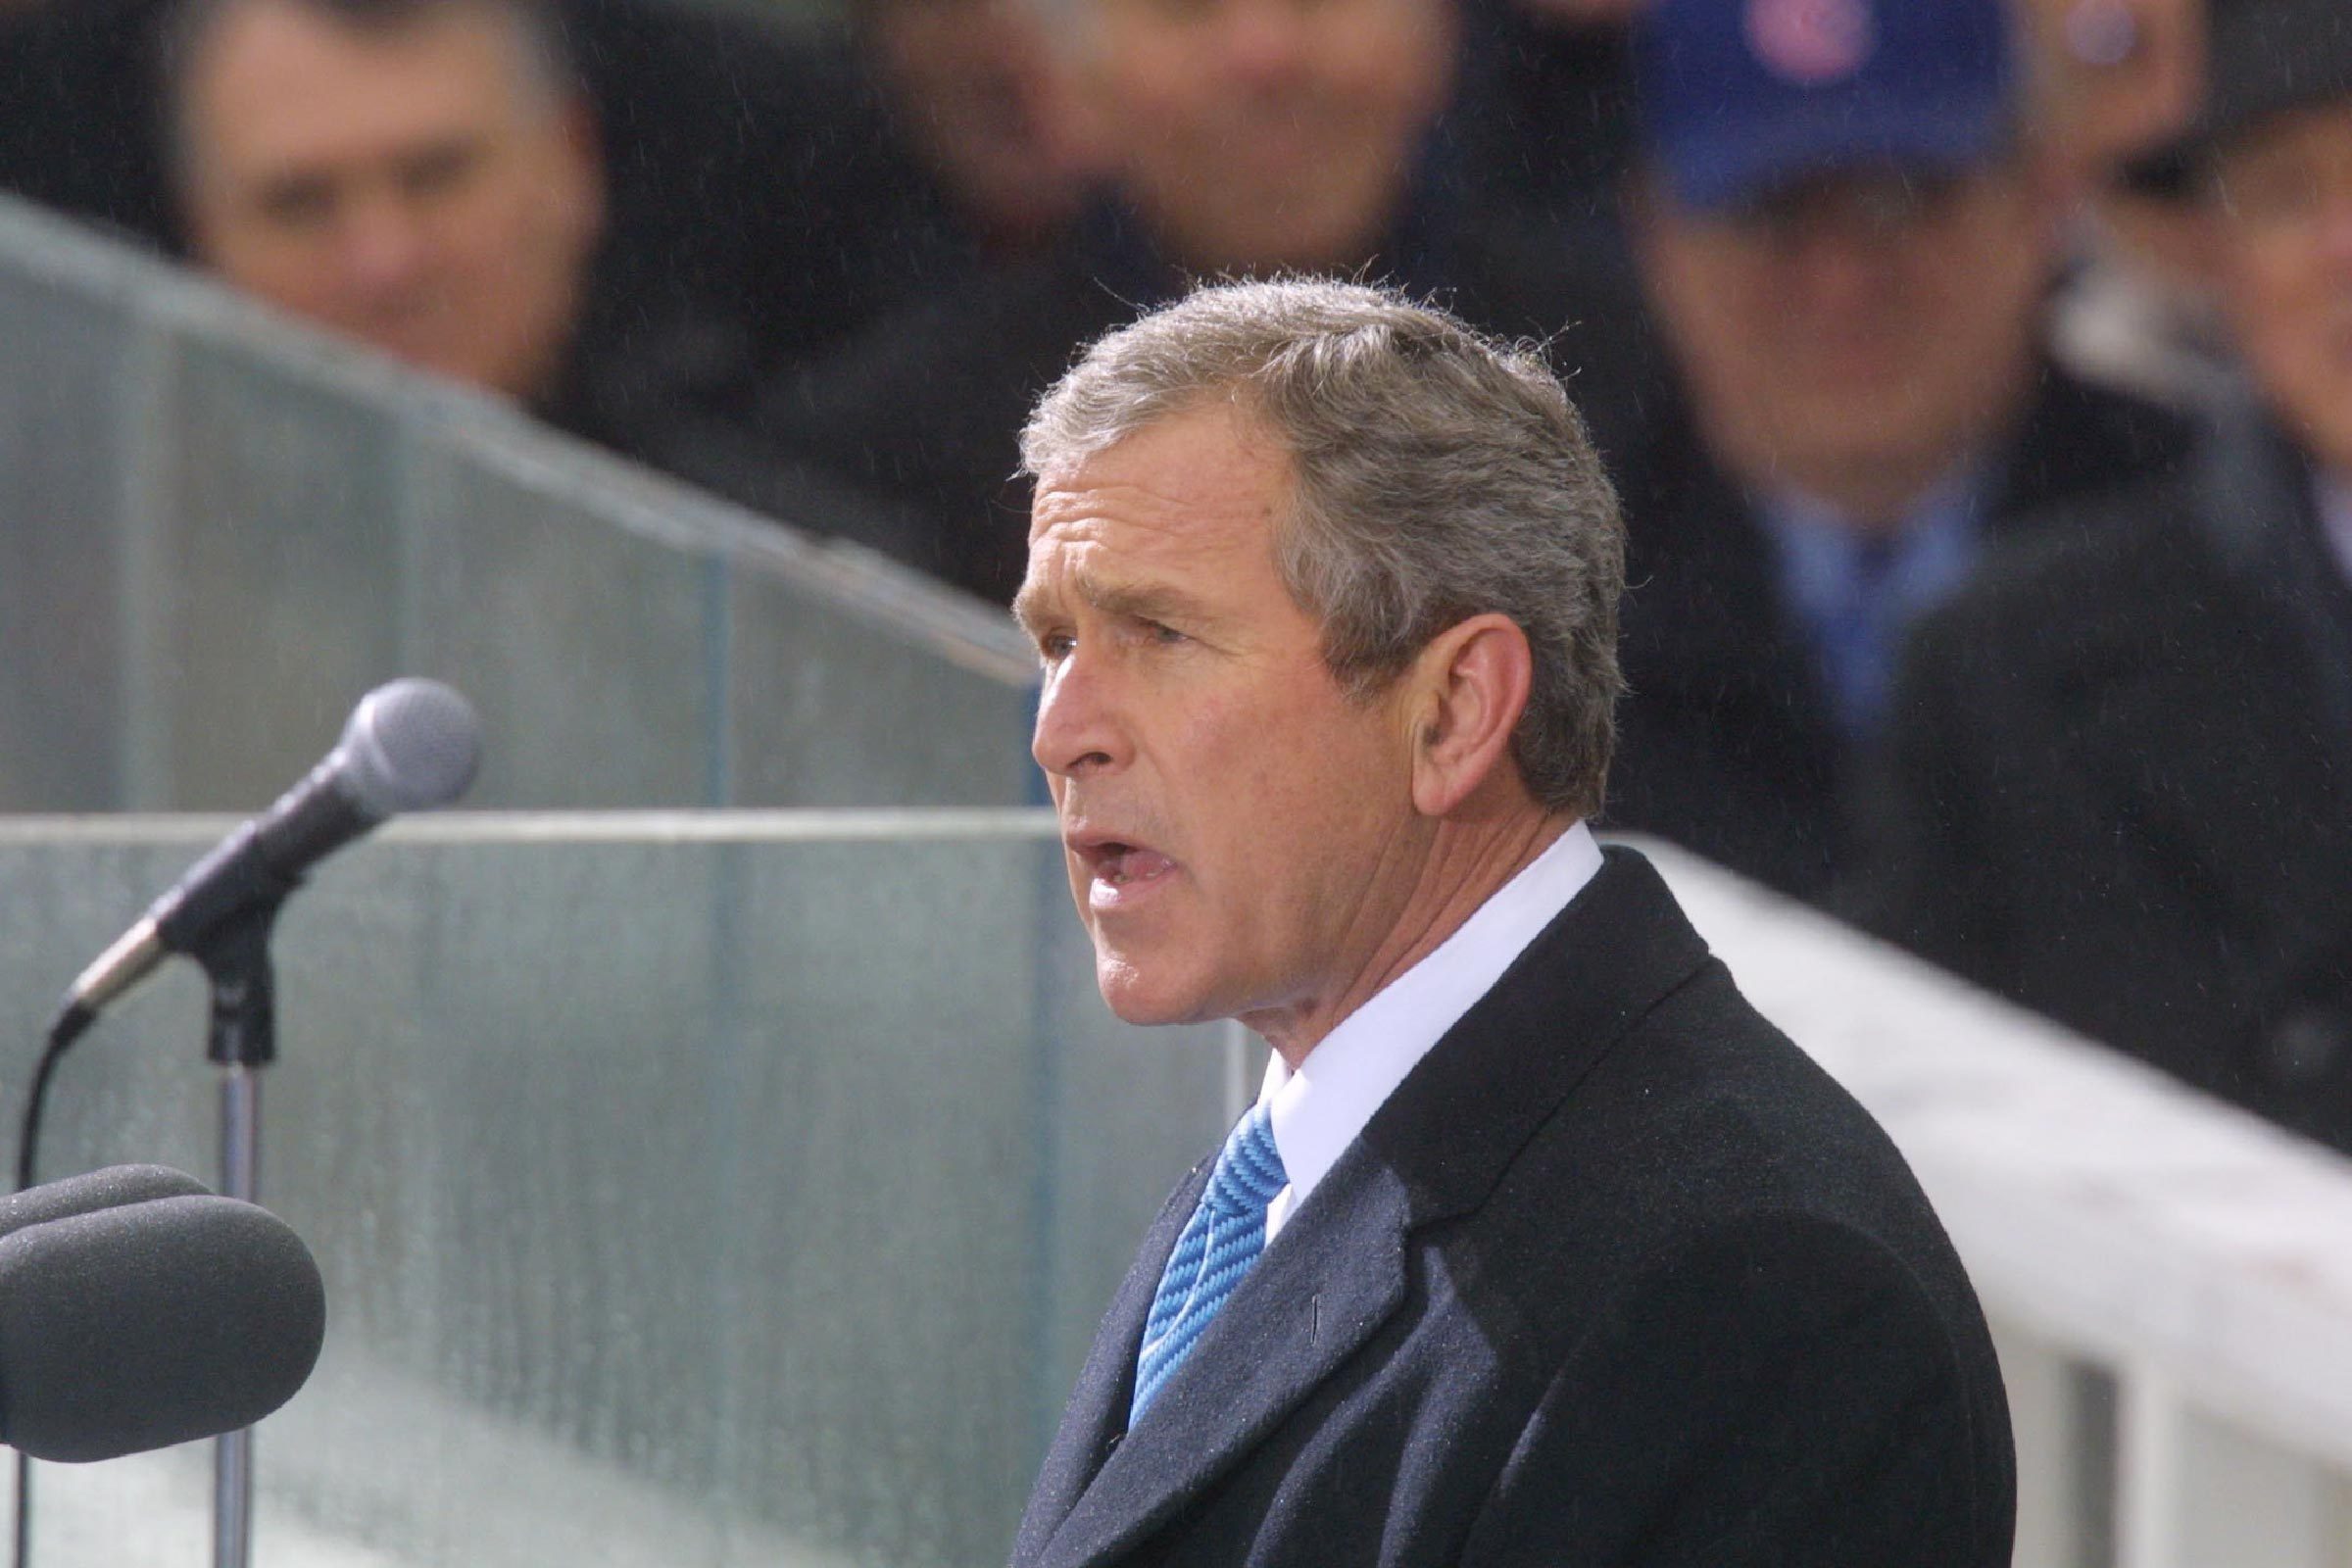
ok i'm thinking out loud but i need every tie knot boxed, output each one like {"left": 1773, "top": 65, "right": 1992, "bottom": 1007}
{"left": 1203, "top": 1104, "right": 1287, "bottom": 1217}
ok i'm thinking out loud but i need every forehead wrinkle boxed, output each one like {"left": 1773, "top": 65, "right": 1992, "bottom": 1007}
{"left": 1028, "top": 472, "right": 1211, "bottom": 546}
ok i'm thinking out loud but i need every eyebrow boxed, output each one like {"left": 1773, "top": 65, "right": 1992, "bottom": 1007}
{"left": 1011, "top": 573, "right": 1221, "bottom": 640}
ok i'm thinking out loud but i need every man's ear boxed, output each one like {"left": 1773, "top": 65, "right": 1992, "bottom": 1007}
{"left": 553, "top": 94, "right": 608, "bottom": 242}
{"left": 1406, "top": 612, "right": 1534, "bottom": 818}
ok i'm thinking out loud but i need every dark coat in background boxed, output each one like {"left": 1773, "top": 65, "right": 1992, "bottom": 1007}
{"left": 1448, "top": 0, "right": 1637, "bottom": 227}
{"left": 1015, "top": 848, "right": 2014, "bottom": 1568}
{"left": 1604, "top": 365, "right": 2192, "bottom": 901}
{"left": 1860, "top": 400, "right": 2352, "bottom": 1156}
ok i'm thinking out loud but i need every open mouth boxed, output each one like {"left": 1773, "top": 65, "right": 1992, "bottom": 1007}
{"left": 1071, "top": 834, "right": 1177, "bottom": 899}
{"left": 1092, "top": 843, "right": 1174, "bottom": 887}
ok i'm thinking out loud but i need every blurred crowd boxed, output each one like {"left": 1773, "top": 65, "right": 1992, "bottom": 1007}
{"left": 2, "top": 0, "right": 2348, "bottom": 1157}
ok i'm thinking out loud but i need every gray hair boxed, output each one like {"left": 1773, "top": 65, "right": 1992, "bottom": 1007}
{"left": 1021, "top": 276, "right": 1624, "bottom": 818}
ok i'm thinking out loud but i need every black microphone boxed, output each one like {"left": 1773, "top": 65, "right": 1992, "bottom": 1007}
{"left": 56, "top": 677, "right": 481, "bottom": 1040}
{"left": 0, "top": 1193, "right": 326, "bottom": 1463}
{"left": 0, "top": 1165, "right": 210, "bottom": 1243}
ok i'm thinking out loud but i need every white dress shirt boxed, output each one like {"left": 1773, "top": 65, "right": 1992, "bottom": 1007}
{"left": 1256, "top": 820, "right": 1604, "bottom": 1243}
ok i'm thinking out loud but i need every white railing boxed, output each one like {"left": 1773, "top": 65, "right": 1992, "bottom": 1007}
{"left": 1641, "top": 839, "right": 2352, "bottom": 1568}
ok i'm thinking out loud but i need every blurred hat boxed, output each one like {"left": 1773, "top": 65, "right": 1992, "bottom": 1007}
{"left": 2128, "top": 0, "right": 2352, "bottom": 190}
{"left": 1633, "top": 0, "right": 2015, "bottom": 212}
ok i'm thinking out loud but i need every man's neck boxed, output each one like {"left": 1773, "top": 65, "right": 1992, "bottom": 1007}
{"left": 1250, "top": 809, "right": 1572, "bottom": 1072}
{"left": 1745, "top": 446, "right": 1980, "bottom": 535}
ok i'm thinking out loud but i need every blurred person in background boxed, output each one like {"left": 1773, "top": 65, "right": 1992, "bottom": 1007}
{"left": 0, "top": 0, "right": 181, "bottom": 247}
{"left": 165, "top": 0, "right": 614, "bottom": 412}
{"left": 1065, "top": 0, "right": 1460, "bottom": 279}
{"left": 159, "top": 0, "right": 1095, "bottom": 558}
{"left": 1601, "top": 0, "right": 2190, "bottom": 900}
{"left": 2020, "top": 0, "right": 2204, "bottom": 184}
{"left": 684, "top": 0, "right": 1654, "bottom": 604}
{"left": 2021, "top": 0, "right": 2240, "bottom": 411}
{"left": 1866, "top": 0, "right": 2352, "bottom": 1157}
{"left": 1450, "top": 0, "right": 1646, "bottom": 223}
{"left": 7, "top": 0, "right": 1088, "bottom": 437}
{"left": 849, "top": 0, "right": 1096, "bottom": 264}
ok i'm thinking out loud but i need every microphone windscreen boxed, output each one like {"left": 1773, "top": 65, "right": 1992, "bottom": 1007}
{"left": 338, "top": 678, "right": 481, "bottom": 817}
{"left": 0, "top": 1196, "right": 327, "bottom": 1462}
{"left": 0, "top": 1166, "right": 211, "bottom": 1245}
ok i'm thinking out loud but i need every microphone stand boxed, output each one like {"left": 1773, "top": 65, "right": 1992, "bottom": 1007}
{"left": 193, "top": 900, "right": 282, "bottom": 1568}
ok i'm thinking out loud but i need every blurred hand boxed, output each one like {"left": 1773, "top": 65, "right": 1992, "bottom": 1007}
{"left": 2014, "top": 0, "right": 2204, "bottom": 187}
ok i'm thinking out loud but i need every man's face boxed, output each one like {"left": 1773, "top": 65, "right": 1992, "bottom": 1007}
{"left": 1638, "top": 163, "right": 2052, "bottom": 517}
{"left": 863, "top": 0, "right": 1095, "bottom": 239}
{"left": 1075, "top": 0, "right": 1457, "bottom": 273}
{"left": 177, "top": 0, "right": 604, "bottom": 401}
{"left": 1016, "top": 405, "right": 1426, "bottom": 1044}
{"left": 2210, "top": 102, "right": 2352, "bottom": 475}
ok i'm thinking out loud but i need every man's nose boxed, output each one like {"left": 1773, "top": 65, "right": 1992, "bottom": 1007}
{"left": 1031, "top": 652, "right": 1127, "bottom": 779}
{"left": 1216, "top": 0, "right": 1311, "bottom": 89}
{"left": 336, "top": 190, "right": 432, "bottom": 301}
{"left": 1782, "top": 221, "right": 1901, "bottom": 315}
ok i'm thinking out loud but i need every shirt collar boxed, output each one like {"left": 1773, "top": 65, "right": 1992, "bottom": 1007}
{"left": 1757, "top": 463, "right": 1989, "bottom": 631}
{"left": 1254, "top": 820, "right": 1604, "bottom": 1240}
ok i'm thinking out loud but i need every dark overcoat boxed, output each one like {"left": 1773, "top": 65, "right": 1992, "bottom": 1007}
{"left": 1863, "top": 404, "right": 2352, "bottom": 1155}
{"left": 1014, "top": 848, "right": 2015, "bottom": 1568}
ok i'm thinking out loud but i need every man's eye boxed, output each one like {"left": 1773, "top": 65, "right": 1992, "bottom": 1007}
{"left": 399, "top": 141, "right": 481, "bottom": 202}
{"left": 255, "top": 177, "right": 336, "bottom": 229}
{"left": 1144, "top": 620, "right": 1187, "bottom": 646}
{"left": 1037, "top": 631, "right": 1075, "bottom": 662}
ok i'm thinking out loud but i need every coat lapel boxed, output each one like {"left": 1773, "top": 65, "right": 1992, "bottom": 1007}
{"left": 1010, "top": 1166, "right": 1206, "bottom": 1566}
{"left": 1030, "top": 1160, "right": 1414, "bottom": 1568}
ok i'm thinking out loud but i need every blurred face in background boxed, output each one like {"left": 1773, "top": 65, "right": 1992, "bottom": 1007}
{"left": 1637, "top": 160, "right": 2055, "bottom": 523}
{"left": 176, "top": 0, "right": 605, "bottom": 402}
{"left": 1070, "top": 0, "right": 1458, "bottom": 274}
{"left": 860, "top": 0, "right": 1099, "bottom": 247}
{"left": 2208, "top": 102, "right": 2352, "bottom": 477}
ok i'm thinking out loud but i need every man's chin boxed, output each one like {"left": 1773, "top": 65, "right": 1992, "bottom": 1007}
{"left": 1094, "top": 956, "right": 1214, "bottom": 1030}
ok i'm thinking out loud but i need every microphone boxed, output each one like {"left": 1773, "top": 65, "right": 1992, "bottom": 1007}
{"left": 0, "top": 1193, "right": 326, "bottom": 1462}
{"left": 57, "top": 678, "right": 481, "bottom": 1039}
{"left": 0, "top": 1165, "right": 210, "bottom": 1243}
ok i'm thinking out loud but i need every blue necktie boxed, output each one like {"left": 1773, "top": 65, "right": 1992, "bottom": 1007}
{"left": 1820, "top": 534, "right": 1902, "bottom": 741}
{"left": 1130, "top": 1103, "right": 1288, "bottom": 1422}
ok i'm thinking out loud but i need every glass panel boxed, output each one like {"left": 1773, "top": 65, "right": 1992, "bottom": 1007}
{"left": 0, "top": 266, "right": 137, "bottom": 810}
{"left": 399, "top": 437, "right": 723, "bottom": 807}
{"left": 724, "top": 563, "right": 1036, "bottom": 808}
{"left": 144, "top": 339, "right": 406, "bottom": 809}
{"left": 0, "top": 204, "right": 1038, "bottom": 817}
{"left": 0, "top": 814, "right": 1228, "bottom": 1567}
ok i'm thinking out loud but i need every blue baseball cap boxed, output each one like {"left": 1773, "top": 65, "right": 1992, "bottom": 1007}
{"left": 1634, "top": 0, "right": 2017, "bottom": 213}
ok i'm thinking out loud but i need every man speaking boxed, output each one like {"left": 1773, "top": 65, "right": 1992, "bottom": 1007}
{"left": 1008, "top": 278, "right": 2013, "bottom": 1567}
